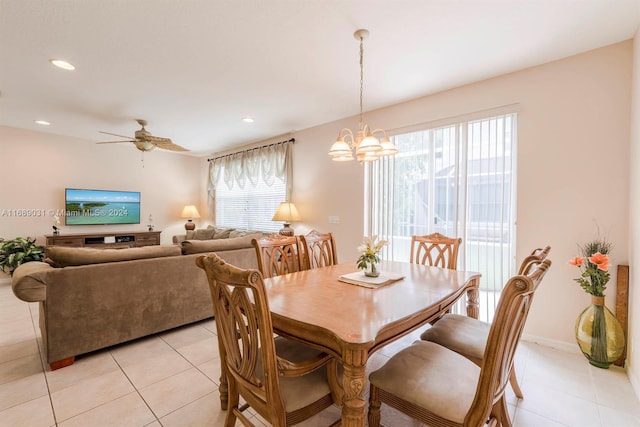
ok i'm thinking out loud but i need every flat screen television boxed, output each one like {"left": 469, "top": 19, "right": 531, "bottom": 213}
{"left": 65, "top": 188, "right": 141, "bottom": 225}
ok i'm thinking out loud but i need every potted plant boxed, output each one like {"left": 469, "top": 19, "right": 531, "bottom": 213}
{"left": 569, "top": 236, "right": 624, "bottom": 368}
{"left": 357, "top": 235, "right": 388, "bottom": 277}
{"left": 0, "top": 237, "right": 45, "bottom": 276}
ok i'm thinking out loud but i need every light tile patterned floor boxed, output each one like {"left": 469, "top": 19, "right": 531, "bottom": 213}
{"left": 1, "top": 278, "right": 639, "bottom": 426}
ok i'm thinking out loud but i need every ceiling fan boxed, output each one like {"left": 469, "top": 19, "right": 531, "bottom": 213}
{"left": 98, "top": 119, "right": 189, "bottom": 152}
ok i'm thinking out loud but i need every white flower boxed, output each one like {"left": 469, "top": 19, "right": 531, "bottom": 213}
{"left": 357, "top": 235, "right": 388, "bottom": 271}
{"left": 357, "top": 235, "right": 388, "bottom": 255}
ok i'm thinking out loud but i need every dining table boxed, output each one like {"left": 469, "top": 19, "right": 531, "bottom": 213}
{"left": 262, "top": 260, "right": 481, "bottom": 427}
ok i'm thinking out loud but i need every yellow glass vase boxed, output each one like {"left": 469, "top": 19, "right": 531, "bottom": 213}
{"left": 575, "top": 295, "right": 625, "bottom": 368}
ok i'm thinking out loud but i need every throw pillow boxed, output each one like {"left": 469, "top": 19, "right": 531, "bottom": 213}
{"left": 193, "top": 228, "right": 215, "bottom": 240}
{"left": 213, "top": 228, "right": 234, "bottom": 239}
{"left": 229, "top": 229, "right": 251, "bottom": 238}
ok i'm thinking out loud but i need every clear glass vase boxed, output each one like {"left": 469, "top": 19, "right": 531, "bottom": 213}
{"left": 364, "top": 262, "right": 380, "bottom": 277}
{"left": 575, "top": 295, "right": 625, "bottom": 368}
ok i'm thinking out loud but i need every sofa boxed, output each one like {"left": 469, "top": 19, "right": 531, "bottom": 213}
{"left": 11, "top": 231, "right": 261, "bottom": 370}
{"left": 172, "top": 225, "right": 261, "bottom": 244}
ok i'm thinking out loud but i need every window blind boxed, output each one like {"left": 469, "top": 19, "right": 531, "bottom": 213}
{"left": 215, "top": 177, "right": 285, "bottom": 232}
{"left": 366, "top": 112, "right": 517, "bottom": 322}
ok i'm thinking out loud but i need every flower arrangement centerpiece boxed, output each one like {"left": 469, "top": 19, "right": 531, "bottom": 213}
{"left": 357, "top": 235, "right": 388, "bottom": 277}
{"left": 568, "top": 236, "right": 624, "bottom": 368}
{"left": 568, "top": 238, "right": 612, "bottom": 297}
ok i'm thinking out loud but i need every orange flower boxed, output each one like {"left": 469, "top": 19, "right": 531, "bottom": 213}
{"left": 588, "top": 252, "right": 610, "bottom": 271}
{"left": 568, "top": 256, "right": 584, "bottom": 267}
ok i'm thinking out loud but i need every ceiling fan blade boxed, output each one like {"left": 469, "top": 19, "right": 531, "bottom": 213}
{"left": 153, "top": 139, "right": 190, "bottom": 151}
{"left": 143, "top": 135, "right": 170, "bottom": 142}
{"left": 99, "top": 130, "right": 134, "bottom": 139}
{"left": 97, "top": 141, "right": 134, "bottom": 144}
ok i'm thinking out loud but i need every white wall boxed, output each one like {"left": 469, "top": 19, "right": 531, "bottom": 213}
{"left": 0, "top": 126, "right": 203, "bottom": 260}
{"left": 628, "top": 30, "right": 640, "bottom": 394}
{"left": 284, "top": 41, "right": 633, "bottom": 350}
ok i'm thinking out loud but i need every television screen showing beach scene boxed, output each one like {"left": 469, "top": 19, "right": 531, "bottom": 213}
{"left": 65, "top": 188, "right": 141, "bottom": 225}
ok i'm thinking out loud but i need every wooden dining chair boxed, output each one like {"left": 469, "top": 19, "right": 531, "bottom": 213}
{"left": 196, "top": 253, "right": 341, "bottom": 427}
{"left": 419, "top": 246, "right": 551, "bottom": 399}
{"left": 299, "top": 230, "right": 338, "bottom": 269}
{"left": 410, "top": 232, "right": 462, "bottom": 270}
{"left": 518, "top": 247, "right": 551, "bottom": 276}
{"left": 368, "top": 258, "right": 552, "bottom": 427}
{"left": 252, "top": 234, "right": 305, "bottom": 278}
{"left": 519, "top": 245, "right": 551, "bottom": 274}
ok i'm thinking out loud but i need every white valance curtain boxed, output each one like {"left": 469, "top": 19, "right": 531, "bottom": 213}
{"left": 207, "top": 140, "right": 293, "bottom": 220}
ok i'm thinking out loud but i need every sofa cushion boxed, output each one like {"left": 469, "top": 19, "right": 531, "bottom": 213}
{"left": 181, "top": 233, "right": 262, "bottom": 255}
{"left": 213, "top": 228, "right": 234, "bottom": 239}
{"left": 45, "top": 245, "right": 182, "bottom": 267}
{"left": 192, "top": 228, "right": 215, "bottom": 240}
{"left": 229, "top": 229, "right": 260, "bottom": 238}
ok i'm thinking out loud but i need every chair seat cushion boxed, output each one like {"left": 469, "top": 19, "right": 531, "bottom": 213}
{"left": 369, "top": 340, "right": 480, "bottom": 424}
{"left": 420, "top": 313, "right": 489, "bottom": 362}
{"left": 272, "top": 337, "right": 332, "bottom": 412}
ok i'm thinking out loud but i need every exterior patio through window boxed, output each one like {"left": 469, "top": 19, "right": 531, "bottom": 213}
{"left": 365, "top": 111, "right": 517, "bottom": 322}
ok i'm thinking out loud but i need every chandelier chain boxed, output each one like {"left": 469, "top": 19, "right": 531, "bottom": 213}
{"left": 359, "top": 34, "right": 364, "bottom": 128}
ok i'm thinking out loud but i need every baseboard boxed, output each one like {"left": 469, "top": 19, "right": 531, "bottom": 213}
{"left": 521, "top": 333, "right": 581, "bottom": 355}
{"left": 628, "top": 366, "right": 640, "bottom": 401}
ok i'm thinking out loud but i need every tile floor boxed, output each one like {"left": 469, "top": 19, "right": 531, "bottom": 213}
{"left": 1, "top": 278, "right": 639, "bottom": 427}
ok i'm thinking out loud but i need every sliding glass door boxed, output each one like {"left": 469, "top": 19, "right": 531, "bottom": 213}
{"left": 365, "top": 112, "right": 517, "bottom": 321}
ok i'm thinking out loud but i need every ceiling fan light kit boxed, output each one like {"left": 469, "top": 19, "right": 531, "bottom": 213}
{"left": 98, "top": 119, "right": 189, "bottom": 152}
{"left": 135, "top": 141, "right": 156, "bottom": 152}
{"left": 328, "top": 29, "right": 398, "bottom": 163}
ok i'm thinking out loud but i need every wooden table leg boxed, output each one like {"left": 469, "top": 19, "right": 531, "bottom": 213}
{"left": 341, "top": 349, "right": 368, "bottom": 427}
{"left": 466, "top": 277, "right": 480, "bottom": 319}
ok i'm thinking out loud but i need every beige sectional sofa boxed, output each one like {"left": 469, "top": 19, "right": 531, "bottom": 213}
{"left": 11, "top": 231, "right": 261, "bottom": 370}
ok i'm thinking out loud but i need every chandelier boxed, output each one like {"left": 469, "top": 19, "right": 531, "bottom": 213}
{"left": 328, "top": 29, "right": 398, "bottom": 162}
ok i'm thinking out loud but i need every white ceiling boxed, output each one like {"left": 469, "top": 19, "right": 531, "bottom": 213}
{"left": 1, "top": 0, "right": 639, "bottom": 156}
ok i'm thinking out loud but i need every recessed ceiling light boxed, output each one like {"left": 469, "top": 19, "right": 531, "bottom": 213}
{"left": 35, "top": 120, "right": 50, "bottom": 126}
{"left": 242, "top": 117, "right": 254, "bottom": 123}
{"left": 49, "top": 59, "right": 75, "bottom": 71}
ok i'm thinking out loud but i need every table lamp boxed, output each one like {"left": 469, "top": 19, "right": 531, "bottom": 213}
{"left": 181, "top": 205, "right": 201, "bottom": 231}
{"left": 272, "top": 202, "right": 302, "bottom": 236}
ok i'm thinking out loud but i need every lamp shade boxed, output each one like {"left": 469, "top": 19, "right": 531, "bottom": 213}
{"left": 181, "top": 205, "right": 201, "bottom": 219}
{"left": 376, "top": 136, "right": 398, "bottom": 156}
{"left": 328, "top": 138, "right": 352, "bottom": 157}
{"left": 272, "top": 202, "right": 302, "bottom": 222}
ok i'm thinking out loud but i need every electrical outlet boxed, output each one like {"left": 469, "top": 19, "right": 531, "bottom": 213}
{"left": 328, "top": 215, "right": 340, "bottom": 224}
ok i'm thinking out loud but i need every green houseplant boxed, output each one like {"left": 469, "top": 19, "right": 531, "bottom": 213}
{"left": 0, "top": 237, "right": 45, "bottom": 276}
